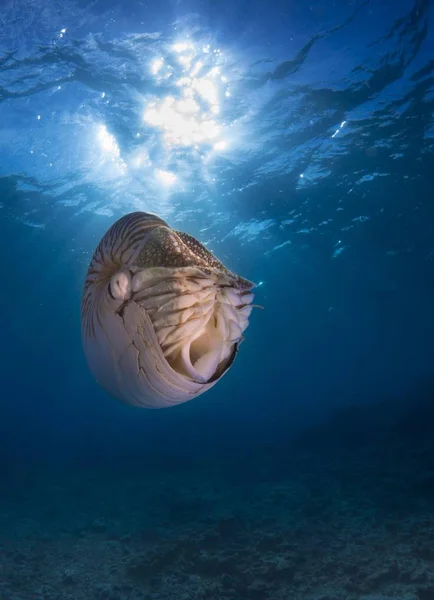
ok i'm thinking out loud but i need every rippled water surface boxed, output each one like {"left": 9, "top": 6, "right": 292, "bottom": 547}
{"left": 2, "top": 0, "right": 432, "bottom": 257}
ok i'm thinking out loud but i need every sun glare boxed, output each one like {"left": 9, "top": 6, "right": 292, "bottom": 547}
{"left": 94, "top": 124, "right": 126, "bottom": 176}
{"left": 89, "top": 37, "right": 232, "bottom": 193}
{"left": 97, "top": 124, "right": 120, "bottom": 158}
{"left": 156, "top": 169, "right": 177, "bottom": 186}
{"left": 143, "top": 39, "right": 229, "bottom": 150}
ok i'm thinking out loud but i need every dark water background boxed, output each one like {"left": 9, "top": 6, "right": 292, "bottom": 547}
{"left": 1, "top": 1, "right": 434, "bottom": 599}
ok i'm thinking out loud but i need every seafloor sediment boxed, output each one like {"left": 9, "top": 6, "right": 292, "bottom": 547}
{"left": 1, "top": 396, "right": 434, "bottom": 600}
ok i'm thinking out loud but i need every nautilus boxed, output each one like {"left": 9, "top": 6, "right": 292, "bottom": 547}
{"left": 81, "top": 212, "right": 256, "bottom": 408}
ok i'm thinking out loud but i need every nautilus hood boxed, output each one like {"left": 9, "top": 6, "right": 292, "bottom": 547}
{"left": 81, "top": 212, "right": 256, "bottom": 408}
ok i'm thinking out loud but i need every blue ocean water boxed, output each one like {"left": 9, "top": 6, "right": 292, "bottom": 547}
{"left": 1, "top": 0, "right": 434, "bottom": 598}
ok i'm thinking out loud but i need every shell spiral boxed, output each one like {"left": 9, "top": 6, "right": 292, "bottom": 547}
{"left": 81, "top": 212, "right": 256, "bottom": 408}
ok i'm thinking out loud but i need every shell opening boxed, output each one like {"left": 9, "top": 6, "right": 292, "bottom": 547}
{"left": 135, "top": 275, "right": 254, "bottom": 384}
{"left": 166, "top": 292, "right": 251, "bottom": 383}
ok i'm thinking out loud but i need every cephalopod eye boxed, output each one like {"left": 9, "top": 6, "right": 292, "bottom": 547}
{"left": 108, "top": 270, "right": 132, "bottom": 301}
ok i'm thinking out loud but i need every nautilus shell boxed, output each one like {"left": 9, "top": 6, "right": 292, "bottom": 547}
{"left": 81, "top": 212, "right": 256, "bottom": 408}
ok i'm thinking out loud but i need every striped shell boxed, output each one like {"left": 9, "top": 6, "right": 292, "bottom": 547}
{"left": 81, "top": 212, "right": 255, "bottom": 408}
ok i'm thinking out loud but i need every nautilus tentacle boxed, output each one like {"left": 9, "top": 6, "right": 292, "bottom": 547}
{"left": 81, "top": 212, "right": 256, "bottom": 408}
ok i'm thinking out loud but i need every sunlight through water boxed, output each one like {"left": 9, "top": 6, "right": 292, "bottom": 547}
{"left": 143, "top": 40, "right": 229, "bottom": 150}
{"left": 90, "top": 37, "right": 232, "bottom": 205}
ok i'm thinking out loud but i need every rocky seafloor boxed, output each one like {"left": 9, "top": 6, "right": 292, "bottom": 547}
{"left": 2, "top": 393, "right": 434, "bottom": 600}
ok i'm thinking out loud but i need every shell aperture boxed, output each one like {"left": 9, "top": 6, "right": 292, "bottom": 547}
{"left": 81, "top": 212, "right": 256, "bottom": 408}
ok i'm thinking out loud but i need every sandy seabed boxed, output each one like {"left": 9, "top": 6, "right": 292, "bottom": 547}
{"left": 1, "top": 399, "right": 434, "bottom": 600}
